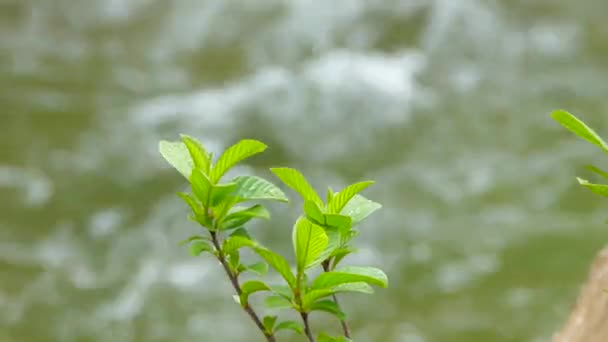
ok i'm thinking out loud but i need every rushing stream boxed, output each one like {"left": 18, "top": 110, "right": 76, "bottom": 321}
{"left": 2, "top": 0, "right": 608, "bottom": 341}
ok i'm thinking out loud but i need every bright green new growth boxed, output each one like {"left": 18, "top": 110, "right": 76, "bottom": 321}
{"left": 159, "top": 135, "right": 387, "bottom": 342}
{"left": 552, "top": 110, "right": 608, "bottom": 197}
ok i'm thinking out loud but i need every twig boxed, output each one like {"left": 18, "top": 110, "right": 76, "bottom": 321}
{"left": 322, "top": 260, "right": 351, "bottom": 338}
{"left": 210, "top": 231, "right": 276, "bottom": 342}
{"left": 300, "top": 312, "right": 315, "bottom": 342}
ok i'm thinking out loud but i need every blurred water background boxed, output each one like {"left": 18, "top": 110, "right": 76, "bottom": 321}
{"left": 2, "top": 0, "right": 608, "bottom": 341}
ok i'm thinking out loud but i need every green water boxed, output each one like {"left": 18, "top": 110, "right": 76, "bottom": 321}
{"left": 2, "top": 1, "right": 608, "bottom": 341}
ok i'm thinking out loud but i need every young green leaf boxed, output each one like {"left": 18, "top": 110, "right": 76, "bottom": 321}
{"left": 229, "top": 227, "right": 251, "bottom": 239}
{"left": 293, "top": 217, "right": 329, "bottom": 272}
{"left": 190, "top": 169, "right": 212, "bottom": 206}
{"left": 178, "top": 235, "right": 209, "bottom": 246}
{"left": 302, "top": 282, "right": 374, "bottom": 309}
{"left": 243, "top": 262, "right": 269, "bottom": 276}
{"left": 209, "top": 182, "right": 237, "bottom": 207}
{"left": 586, "top": 165, "right": 608, "bottom": 179}
{"left": 232, "top": 175, "right": 289, "bottom": 202}
{"left": 577, "top": 177, "right": 608, "bottom": 197}
{"left": 304, "top": 200, "right": 325, "bottom": 225}
{"left": 189, "top": 240, "right": 214, "bottom": 256}
{"left": 270, "top": 167, "right": 323, "bottom": 207}
{"left": 340, "top": 194, "right": 382, "bottom": 226}
{"left": 308, "top": 300, "right": 346, "bottom": 320}
{"left": 253, "top": 247, "right": 297, "bottom": 289}
{"left": 329, "top": 247, "right": 356, "bottom": 269}
{"left": 222, "top": 236, "right": 257, "bottom": 255}
{"left": 264, "top": 295, "right": 294, "bottom": 310}
{"left": 323, "top": 214, "right": 352, "bottom": 231}
{"left": 312, "top": 266, "right": 388, "bottom": 290}
{"left": 181, "top": 135, "right": 212, "bottom": 175}
{"left": 228, "top": 250, "right": 240, "bottom": 272}
{"left": 263, "top": 315, "right": 278, "bottom": 334}
{"left": 274, "top": 320, "right": 304, "bottom": 335}
{"left": 327, "top": 181, "right": 375, "bottom": 214}
{"left": 159, "top": 140, "right": 194, "bottom": 179}
{"left": 210, "top": 139, "right": 267, "bottom": 183}
{"left": 220, "top": 204, "right": 270, "bottom": 230}
{"left": 551, "top": 110, "right": 608, "bottom": 153}
{"left": 269, "top": 285, "right": 294, "bottom": 300}
{"left": 240, "top": 280, "right": 271, "bottom": 307}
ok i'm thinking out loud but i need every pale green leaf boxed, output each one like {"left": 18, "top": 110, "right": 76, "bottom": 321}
{"left": 264, "top": 295, "right": 293, "bottom": 310}
{"left": 304, "top": 200, "right": 325, "bottom": 225}
{"left": 326, "top": 187, "right": 335, "bottom": 203}
{"left": 181, "top": 135, "right": 212, "bottom": 175}
{"left": 159, "top": 140, "right": 193, "bottom": 179}
{"left": 274, "top": 320, "right": 303, "bottom": 335}
{"left": 210, "top": 139, "right": 267, "bottom": 182}
{"left": 178, "top": 235, "right": 209, "bottom": 246}
{"left": 302, "top": 282, "right": 373, "bottom": 308}
{"left": 327, "top": 181, "right": 374, "bottom": 214}
{"left": 244, "top": 262, "right": 269, "bottom": 276}
{"left": 586, "top": 165, "right": 608, "bottom": 179}
{"left": 552, "top": 110, "right": 608, "bottom": 153}
{"left": 270, "top": 167, "right": 323, "bottom": 206}
{"left": 310, "top": 229, "right": 340, "bottom": 269}
{"left": 240, "top": 280, "right": 270, "bottom": 307}
{"left": 232, "top": 176, "right": 288, "bottom": 202}
{"left": 222, "top": 236, "right": 257, "bottom": 255}
{"left": 269, "top": 285, "right": 293, "bottom": 299}
{"left": 293, "top": 217, "right": 328, "bottom": 272}
{"left": 263, "top": 315, "right": 278, "bottom": 333}
{"left": 189, "top": 240, "right": 214, "bottom": 256}
{"left": 253, "top": 247, "right": 296, "bottom": 289}
{"left": 312, "top": 266, "right": 388, "bottom": 290}
{"left": 340, "top": 195, "right": 382, "bottom": 226}
{"left": 323, "top": 214, "right": 352, "bottom": 231}
{"left": 190, "top": 169, "right": 212, "bottom": 206}
{"left": 578, "top": 177, "right": 608, "bottom": 197}
{"left": 308, "top": 300, "right": 345, "bottom": 320}
{"left": 209, "top": 182, "right": 237, "bottom": 207}
{"left": 220, "top": 204, "right": 270, "bottom": 230}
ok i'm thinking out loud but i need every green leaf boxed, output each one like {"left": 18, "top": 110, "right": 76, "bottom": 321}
{"left": 210, "top": 182, "right": 237, "bottom": 207}
{"left": 222, "top": 236, "right": 257, "bottom": 255}
{"left": 220, "top": 204, "right": 270, "bottom": 230}
{"left": 253, "top": 248, "right": 296, "bottom": 289}
{"left": 176, "top": 192, "right": 203, "bottom": 215}
{"left": 552, "top": 110, "right": 608, "bottom": 153}
{"left": 341, "top": 195, "right": 382, "bottom": 226}
{"left": 312, "top": 266, "right": 388, "bottom": 290}
{"left": 302, "top": 289, "right": 335, "bottom": 307}
{"left": 243, "top": 262, "right": 269, "bottom": 276}
{"left": 159, "top": 140, "right": 193, "bottom": 179}
{"left": 304, "top": 200, "right": 325, "bottom": 224}
{"left": 311, "top": 229, "right": 340, "bottom": 268}
{"left": 210, "top": 139, "right": 267, "bottom": 183}
{"left": 293, "top": 217, "right": 329, "bottom": 272}
{"left": 190, "top": 169, "right": 212, "bottom": 206}
{"left": 586, "top": 165, "right": 608, "bottom": 179}
{"left": 270, "top": 167, "right": 323, "bottom": 206}
{"left": 578, "top": 177, "right": 608, "bottom": 197}
{"left": 240, "top": 280, "right": 270, "bottom": 307}
{"left": 189, "top": 240, "right": 214, "bottom": 256}
{"left": 232, "top": 176, "right": 289, "bottom": 202}
{"left": 181, "top": 135, "right": 212, "bottom": 175}
{"left": 327, "top": 181, "right": 375, "bottom": 214}
{"left": 229, "top": 228, "right": 251, "bottom": 239}
{"left": 274, "top": 320, "right": 303, "bottom": 335}
{"left": 329, "top": 247, "right": 356, "bottom": 269}
{"left": 178, "top": 235, "right": 208, "bottom": 246}
{"left": 264, "top": 295, "right": 294, "bottom": 310}
{"left": 269, "top": 285, "right": 293, "bottom": 299}
{"left": 318, "top": 332, "right": 352, "bottom": 342}
{"left": 331, "top": 282, "right": 374, "bottom": 295}
{"left": 323, "top": 214, "right": 352, "bottom": 231}
{"left": 326, "top": 187, "right": 335, "bottom": 203}
{"left": 228, "top": 250, "right": 240, "bottom": 272}
{"left": 308, "top": 300, "right": 345, "bottom": 320}
{"left": 263, "top": 315, "right": 278, "bottom": 334}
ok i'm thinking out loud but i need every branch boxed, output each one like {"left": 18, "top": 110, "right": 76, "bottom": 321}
{"left": 210, "top": 231, "right": 276, "bottom": 342}
{"left": 300, "top": 312, "right": 315, "bottom": 342}
{"left": 322, "top": 260, "right": 351, "bottom": 338}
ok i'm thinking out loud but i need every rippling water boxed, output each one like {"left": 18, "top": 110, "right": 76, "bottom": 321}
{"left": 2, "top": 1, "right": 608, "bottom": 341}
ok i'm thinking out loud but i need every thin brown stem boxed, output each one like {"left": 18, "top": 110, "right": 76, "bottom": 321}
{"left": 210, "top": 231, "right": 276, "bottom": 342}
{"left": 322, "top": 260, "right": 351, "bottom": 338}
{"left": 300, "top": 312, "right": 315, "bottom": 342}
